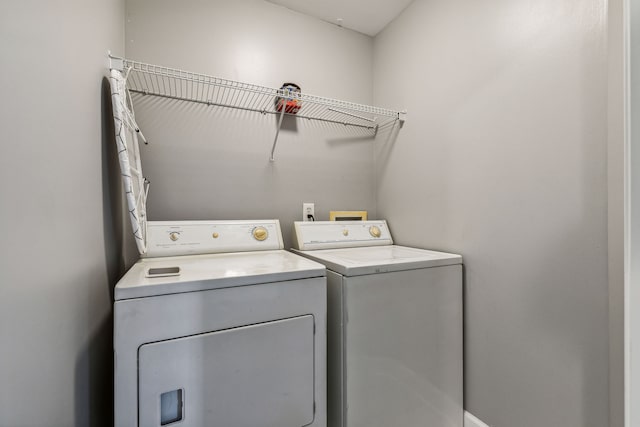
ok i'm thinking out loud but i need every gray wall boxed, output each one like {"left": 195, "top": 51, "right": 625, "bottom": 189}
{"left": 0, "top": 0, "right": 125, "bottom": 426}
{"left": 373, "top": 1, "right": 609, "bottom": 426}
{"left": 124, "top": 0, "right": 377, "bottom": 247}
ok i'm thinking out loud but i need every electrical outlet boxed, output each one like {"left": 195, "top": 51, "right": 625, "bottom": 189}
{"left": 302, "top": 203, "right": 315, "bottom": 221}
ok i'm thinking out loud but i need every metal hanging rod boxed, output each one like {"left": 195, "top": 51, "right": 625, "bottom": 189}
{"left": 109, "top": 55, "right": 406, "bottom": 160}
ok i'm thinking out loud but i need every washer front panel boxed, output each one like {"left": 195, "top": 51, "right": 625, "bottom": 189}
{"left": 344, "top": 266, "right": 463, "bottom": 427}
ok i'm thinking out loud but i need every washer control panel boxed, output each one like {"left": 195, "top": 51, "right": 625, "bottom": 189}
{"left": 145, "top": 220, "right": 284, "bottom": 257}
{"left": 292, "top": 220, "right": 393, "bottom": 251}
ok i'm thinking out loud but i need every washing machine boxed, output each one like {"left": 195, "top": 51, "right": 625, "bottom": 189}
{"left": 114, "top": 219, "right": 327, "bottom": 427}
{"left": 291, "top": 220, "right": 463, "bottom": 427}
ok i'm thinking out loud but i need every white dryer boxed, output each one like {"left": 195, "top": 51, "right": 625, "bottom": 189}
{"left": 114, "top": 220, "right": 327, "bottom": 427}
{"left": 291, "top": 220, "right": 463, "bottom": 427}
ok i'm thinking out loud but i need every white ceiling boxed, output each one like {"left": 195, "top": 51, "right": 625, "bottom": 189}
{"left": 264, "top": 0, "right": 414, "bottom": 37}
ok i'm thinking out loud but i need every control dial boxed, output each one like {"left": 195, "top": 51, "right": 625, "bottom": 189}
{"left": 252, "top": 226, "right": 269, "bottom": 241}
{"left": 169, "top": 232, "right": 180, "bottom": 242}
{"left": 369, "top": 225, "right": 382, "bottom": 238}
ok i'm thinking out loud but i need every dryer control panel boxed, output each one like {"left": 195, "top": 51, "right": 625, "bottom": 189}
{"left": 145, "top": 220, "right": 284, "bottom": 257}
{"left": 292, "top": 220, "right": 393, "bottom": 251}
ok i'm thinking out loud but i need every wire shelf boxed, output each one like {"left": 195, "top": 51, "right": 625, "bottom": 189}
{"left": 110, "top": 56, "right": 405, "bottom": 159}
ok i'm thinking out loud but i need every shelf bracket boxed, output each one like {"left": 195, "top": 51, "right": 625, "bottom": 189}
{"left": 270, "top": 105, "right": 287, "bottom": 161}
{"left": 108, "top": 52, "right": 124, "bottom": 71}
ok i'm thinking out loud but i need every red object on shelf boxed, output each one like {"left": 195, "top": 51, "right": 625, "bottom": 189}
{"left": 276, "top": 99, "right": 301, "bottom": 114}
{"left": 276, "top": 83, "right": 301, "bottom": 114}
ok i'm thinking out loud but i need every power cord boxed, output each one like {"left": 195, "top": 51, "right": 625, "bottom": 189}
{"left": 307, "top": 214, "right": 315, "bottom": 221}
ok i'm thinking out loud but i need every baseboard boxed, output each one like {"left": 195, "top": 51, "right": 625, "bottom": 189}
{"left": 465, "top": 411, "right": 491, "bottom": 427}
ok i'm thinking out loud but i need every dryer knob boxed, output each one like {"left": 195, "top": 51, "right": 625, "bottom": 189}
{"left": 253, "top": 226, "right": 269, "bottom": 241}
{"left": 369, "top": 226, "right": 382, "bottom": 238}
{"left": 169, "top": 232, "right": 179, "bottom": 242}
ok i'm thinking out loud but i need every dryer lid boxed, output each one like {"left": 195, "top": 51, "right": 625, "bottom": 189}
{"left": 114, "top": 250, "right": 326, "bottom": 300}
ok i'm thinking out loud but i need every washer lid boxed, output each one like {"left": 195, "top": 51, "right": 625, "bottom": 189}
{"left": 292, "top": 245, "right": 462, "bottom": 276}
{"left": 114, "top": 250, "right": 326, "bottom": 300}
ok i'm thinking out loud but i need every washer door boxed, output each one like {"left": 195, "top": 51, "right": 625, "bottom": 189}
{"left": 138, "top": 316, "right": 315, "bottom": 427}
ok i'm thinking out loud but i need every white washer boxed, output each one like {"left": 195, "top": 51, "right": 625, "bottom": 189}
{"left": 291, "top": 220, "right": 463, "bottom": 427}
{"left": 114, "top": 220, "right": 327, "bottom": 427}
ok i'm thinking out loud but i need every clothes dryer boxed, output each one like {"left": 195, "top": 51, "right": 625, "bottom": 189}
{"left": 292, "top": 220, "right": 463, "bottom": 427}
{"left": 114, "top": 220, "right": 327, "bottom": 427}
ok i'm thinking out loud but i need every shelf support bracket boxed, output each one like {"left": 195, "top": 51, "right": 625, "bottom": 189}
{"left": 108, "top": 52, "right": 124, "bottom": 71}
{"left": 270, "top": 105, "right": 287, "bottom": 161}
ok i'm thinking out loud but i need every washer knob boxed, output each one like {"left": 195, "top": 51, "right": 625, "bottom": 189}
{"left": 212, "top": 232, "right": 219, "bottom": 239}
{"left": 343, "top": 229, "right": 349, "bottom": 236}
{"left": 369, "top": 226, "right": 382, "bottom": 238}
{"left": 169, "top": 232, "right": 179, "bottom": 242}
{"left": 253, "top": 226, "right": 269, "bottom": 241}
